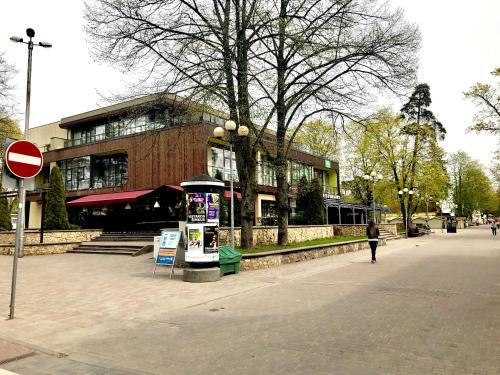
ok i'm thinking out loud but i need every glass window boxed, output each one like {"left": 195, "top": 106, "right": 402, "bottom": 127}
{"left": 92, "top": 154, "right": 128, "bottom": 189}
{"left": 261, "top": 200, "right": 276, "bottom": 218}
{"left": 259, "top": 156, "right": 277, "bottom": 187}
{"left": 289, "top": 161, "right": 313, "bottom": 186}
{"left": 58, "top": 156, "right": 91, "bottom": 191}
{"left": 210, "top": 147, "right": 237, "bottom": 181}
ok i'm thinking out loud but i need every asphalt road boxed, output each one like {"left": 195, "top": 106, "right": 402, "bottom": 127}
{"left": 1, "top": 226, "right": 499, "bottom": 374}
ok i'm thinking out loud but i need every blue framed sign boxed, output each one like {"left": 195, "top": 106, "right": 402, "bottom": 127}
{"left": 153, "top": 231, "right": 182, "bottom": 278}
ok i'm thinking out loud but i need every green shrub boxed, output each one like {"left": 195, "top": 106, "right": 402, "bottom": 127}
{"left": 0, "top": 193, "right": 12, "bottom": 230}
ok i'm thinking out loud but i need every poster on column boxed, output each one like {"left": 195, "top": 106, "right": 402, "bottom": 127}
{"left": 187, "top": 224, "right": 204, "bottom": 253}
{"left": 206, "top": 193, "right": 220, "bottom": 223}
{"left": 203, "top": 225, "right": 219, "bottom": 254}
{"left": 187, "top": 193, "right": 206, "bottom": 223}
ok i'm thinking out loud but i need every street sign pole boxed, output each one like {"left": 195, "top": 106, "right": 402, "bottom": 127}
{"left": 9, "top": 178, "right": 24, "bottom": 319}
{"left": 5, "top": 141, "right": 43, "bottom": 320}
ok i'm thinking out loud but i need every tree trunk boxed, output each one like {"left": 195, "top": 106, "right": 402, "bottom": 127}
{"left": 275, "top": 157, "right": 288, "bottom": 245}
{"left": 235, "top": 135, "right": 257, "bottom": 249}
{"left": 221, "top": 0, "right": 256, "bottom": 249}
{"left": 275, "top": 0, "right": 288, "bottom": 246}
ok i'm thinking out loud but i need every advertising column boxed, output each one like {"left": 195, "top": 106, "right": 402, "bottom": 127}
{"left": 182, "top": 178, "right": 223, "bottom": 264}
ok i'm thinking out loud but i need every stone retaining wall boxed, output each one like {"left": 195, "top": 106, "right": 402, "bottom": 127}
{"left": 0, "top": 242, "right": 79, "bottom": 256}
{"left": 219, "top": 225, "right": 333, "bottom": 247}
{"left": 239, "top": 238, "right": 386, "bottom": 271}
{"left": 0, "top": 230, "right": 101, "bottom": 245}
{"left": 333, "top": 224, "right": 397, "bottom": 236}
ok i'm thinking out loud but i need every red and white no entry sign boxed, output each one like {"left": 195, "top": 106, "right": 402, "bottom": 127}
{"left": 5, "top": 140, "right": 43, "bottom": 179}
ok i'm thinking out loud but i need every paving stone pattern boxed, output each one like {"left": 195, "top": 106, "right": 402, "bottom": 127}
{"left": 0, "top": 226, "right": 499, "bottom": 374}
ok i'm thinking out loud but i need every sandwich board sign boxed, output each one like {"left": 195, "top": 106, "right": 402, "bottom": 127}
{"left": 152, "top": 230, "right": 182, "bottom": 278}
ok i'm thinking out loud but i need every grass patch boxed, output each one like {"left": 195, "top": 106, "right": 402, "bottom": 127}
{"left": 237, "top": 235, "right": 366, "bottom": 254}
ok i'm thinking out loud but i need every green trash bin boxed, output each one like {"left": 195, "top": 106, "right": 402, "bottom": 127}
{"left": 219, "top": 245, "right": 242, "bottom": 276}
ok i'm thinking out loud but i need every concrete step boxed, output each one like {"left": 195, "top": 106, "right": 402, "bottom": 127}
{"left": 75, "top": 246, "right": 143, "bottom": 252}
{"left": 68, "top": 249, "right": 135, "bottom": 255}
{"left": 78, "top": 243, "right": 145, "bottom": 249}
{"left": 94, "top": 237, "right": 154, "bottom": 242}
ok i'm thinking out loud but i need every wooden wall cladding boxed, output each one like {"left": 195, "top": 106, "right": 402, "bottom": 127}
{"left": 43, "top": 124, "right": 212, "bottom": 196}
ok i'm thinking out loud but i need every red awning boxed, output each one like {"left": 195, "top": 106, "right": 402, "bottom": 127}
{"left": 67, "top": 189, "right": 154, "bottom": 207}
{"left": 167, "top": 185, "right": 184, "bottom": 191}
{"left": 224, "top": 190, "right": 242, "bottom": 201}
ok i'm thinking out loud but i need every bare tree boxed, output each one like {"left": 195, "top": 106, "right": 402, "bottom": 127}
{"left": 85, "top": 0, "right": 270, "bottom": 248}
{"left": 0, "top": 51, "right": 17, "bottom": 121}
{"left": 250, "top": 0, "right": 420, "bottom": 244}
{"left": 464, "top": 68, "right": 500, "bottom": 134}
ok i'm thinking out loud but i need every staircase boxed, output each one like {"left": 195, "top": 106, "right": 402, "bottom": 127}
{"left": 68, "top": 232, "right": 158, "bottom": 256}
{"left": 379, "top": 228, "right": 400, "bottom": 241}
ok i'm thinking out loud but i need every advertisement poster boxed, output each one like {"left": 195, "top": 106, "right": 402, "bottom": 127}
{"left": 188, "top": 193, "right": 206, "bottom": 223}
{"left": 160, "top": 231, "right": 181, "bottom": 249}
{"left": 206, "top": 193, "right": 220, "bottom": 223}
{"left": 203, "top": 226, "right": 219, "bottom": 254}
{"left": 187, "top": 226, "right": 203, "bottom": 252}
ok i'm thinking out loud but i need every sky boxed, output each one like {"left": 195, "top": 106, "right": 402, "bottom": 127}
{"left": 1, "top": 0, "right": 499, "bottom": 169}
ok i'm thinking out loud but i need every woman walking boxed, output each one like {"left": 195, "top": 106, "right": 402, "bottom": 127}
{"left": 366, "top": 220, "right": 380, "bottom": 263}
{"left": 491, "top": 221, "right": 497, "bottom": 236}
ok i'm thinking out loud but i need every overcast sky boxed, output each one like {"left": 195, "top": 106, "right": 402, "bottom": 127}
{"left": 1, "top": 0, "right": 499, "bottom": 168}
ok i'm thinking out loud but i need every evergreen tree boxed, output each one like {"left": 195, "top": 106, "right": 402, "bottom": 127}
{"left": 214, "top": 170, "right": 228, "bottom": 226}
{"left": 0, "top": 193, "right": 12, "bottom": 230}
{"left": 309, "top": 179, "right": 325, "bottom": 225}
{"left": 293, "top": 177, "right": 310, "bottom": 225}
{"left": 294, "top": 177, "right": 324, "bottom": 225}
{"left": 44, "top": 166, "right": 70, "bottom": 230}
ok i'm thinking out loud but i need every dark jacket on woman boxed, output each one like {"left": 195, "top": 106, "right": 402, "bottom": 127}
{"left": 366, "top": 227, "right": 380, "bottom": 241}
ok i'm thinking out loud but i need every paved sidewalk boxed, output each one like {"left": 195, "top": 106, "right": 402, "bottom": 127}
{"left": 0, "top": 226, "right": 499, "bottom": 374}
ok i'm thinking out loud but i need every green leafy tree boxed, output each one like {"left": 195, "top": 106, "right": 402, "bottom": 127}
{"left": 0, "top": 193, "right": 12, "bottom": 230}
{"left": 44, "top": 166, "right": 70, "bottom": 230}
{"left": 464, "top": 68, "right": 500, "bottom": 134}
{"left": 0, "top": 117, "right": 23, "bottom": 184}
{"left": 343, "top": 109, "right": 448, "bottom": 228}
{"left": 449, "top": 151, "right": 497, "bottom": 218}
{"left": 1, "top": 118, "right": 23, "bottom": 156}
{"left": 294, "top": 120, "right": 339, "bottom": 160}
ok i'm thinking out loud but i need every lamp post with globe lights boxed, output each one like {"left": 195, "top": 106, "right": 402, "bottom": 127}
{"left": 437, "top": 200, "right": 445, "bottom": 233}
{"left": 398, "top": 187, "right": 414, "bottom": 238}
{"left": 363, "top": 172, "right": 383, "bottom": 223}
{"left": 213, "top": 120, "right": 249, "bottom": 249}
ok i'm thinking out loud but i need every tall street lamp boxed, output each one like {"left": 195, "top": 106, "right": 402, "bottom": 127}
{"left": 213, "top": 120, "right": 249, "bottom": 249}
{"left": 437, "top": 201, "right": 444, "bottom": 233}
{"left": 426, "top": 195, "right": 433, "bottom": 222}
{"left": 398, "top": 187, "right": 414, "bottom": 238}
{"left": 10, "top": 29, "right": 52, "bottom": 258}
{"left": 363, "top": 171, "right": 383, "bottom": 223}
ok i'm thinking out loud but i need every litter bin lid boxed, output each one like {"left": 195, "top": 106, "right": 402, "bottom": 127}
{"left": 219, "top": 245, "right": 242, "bottom": 261}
